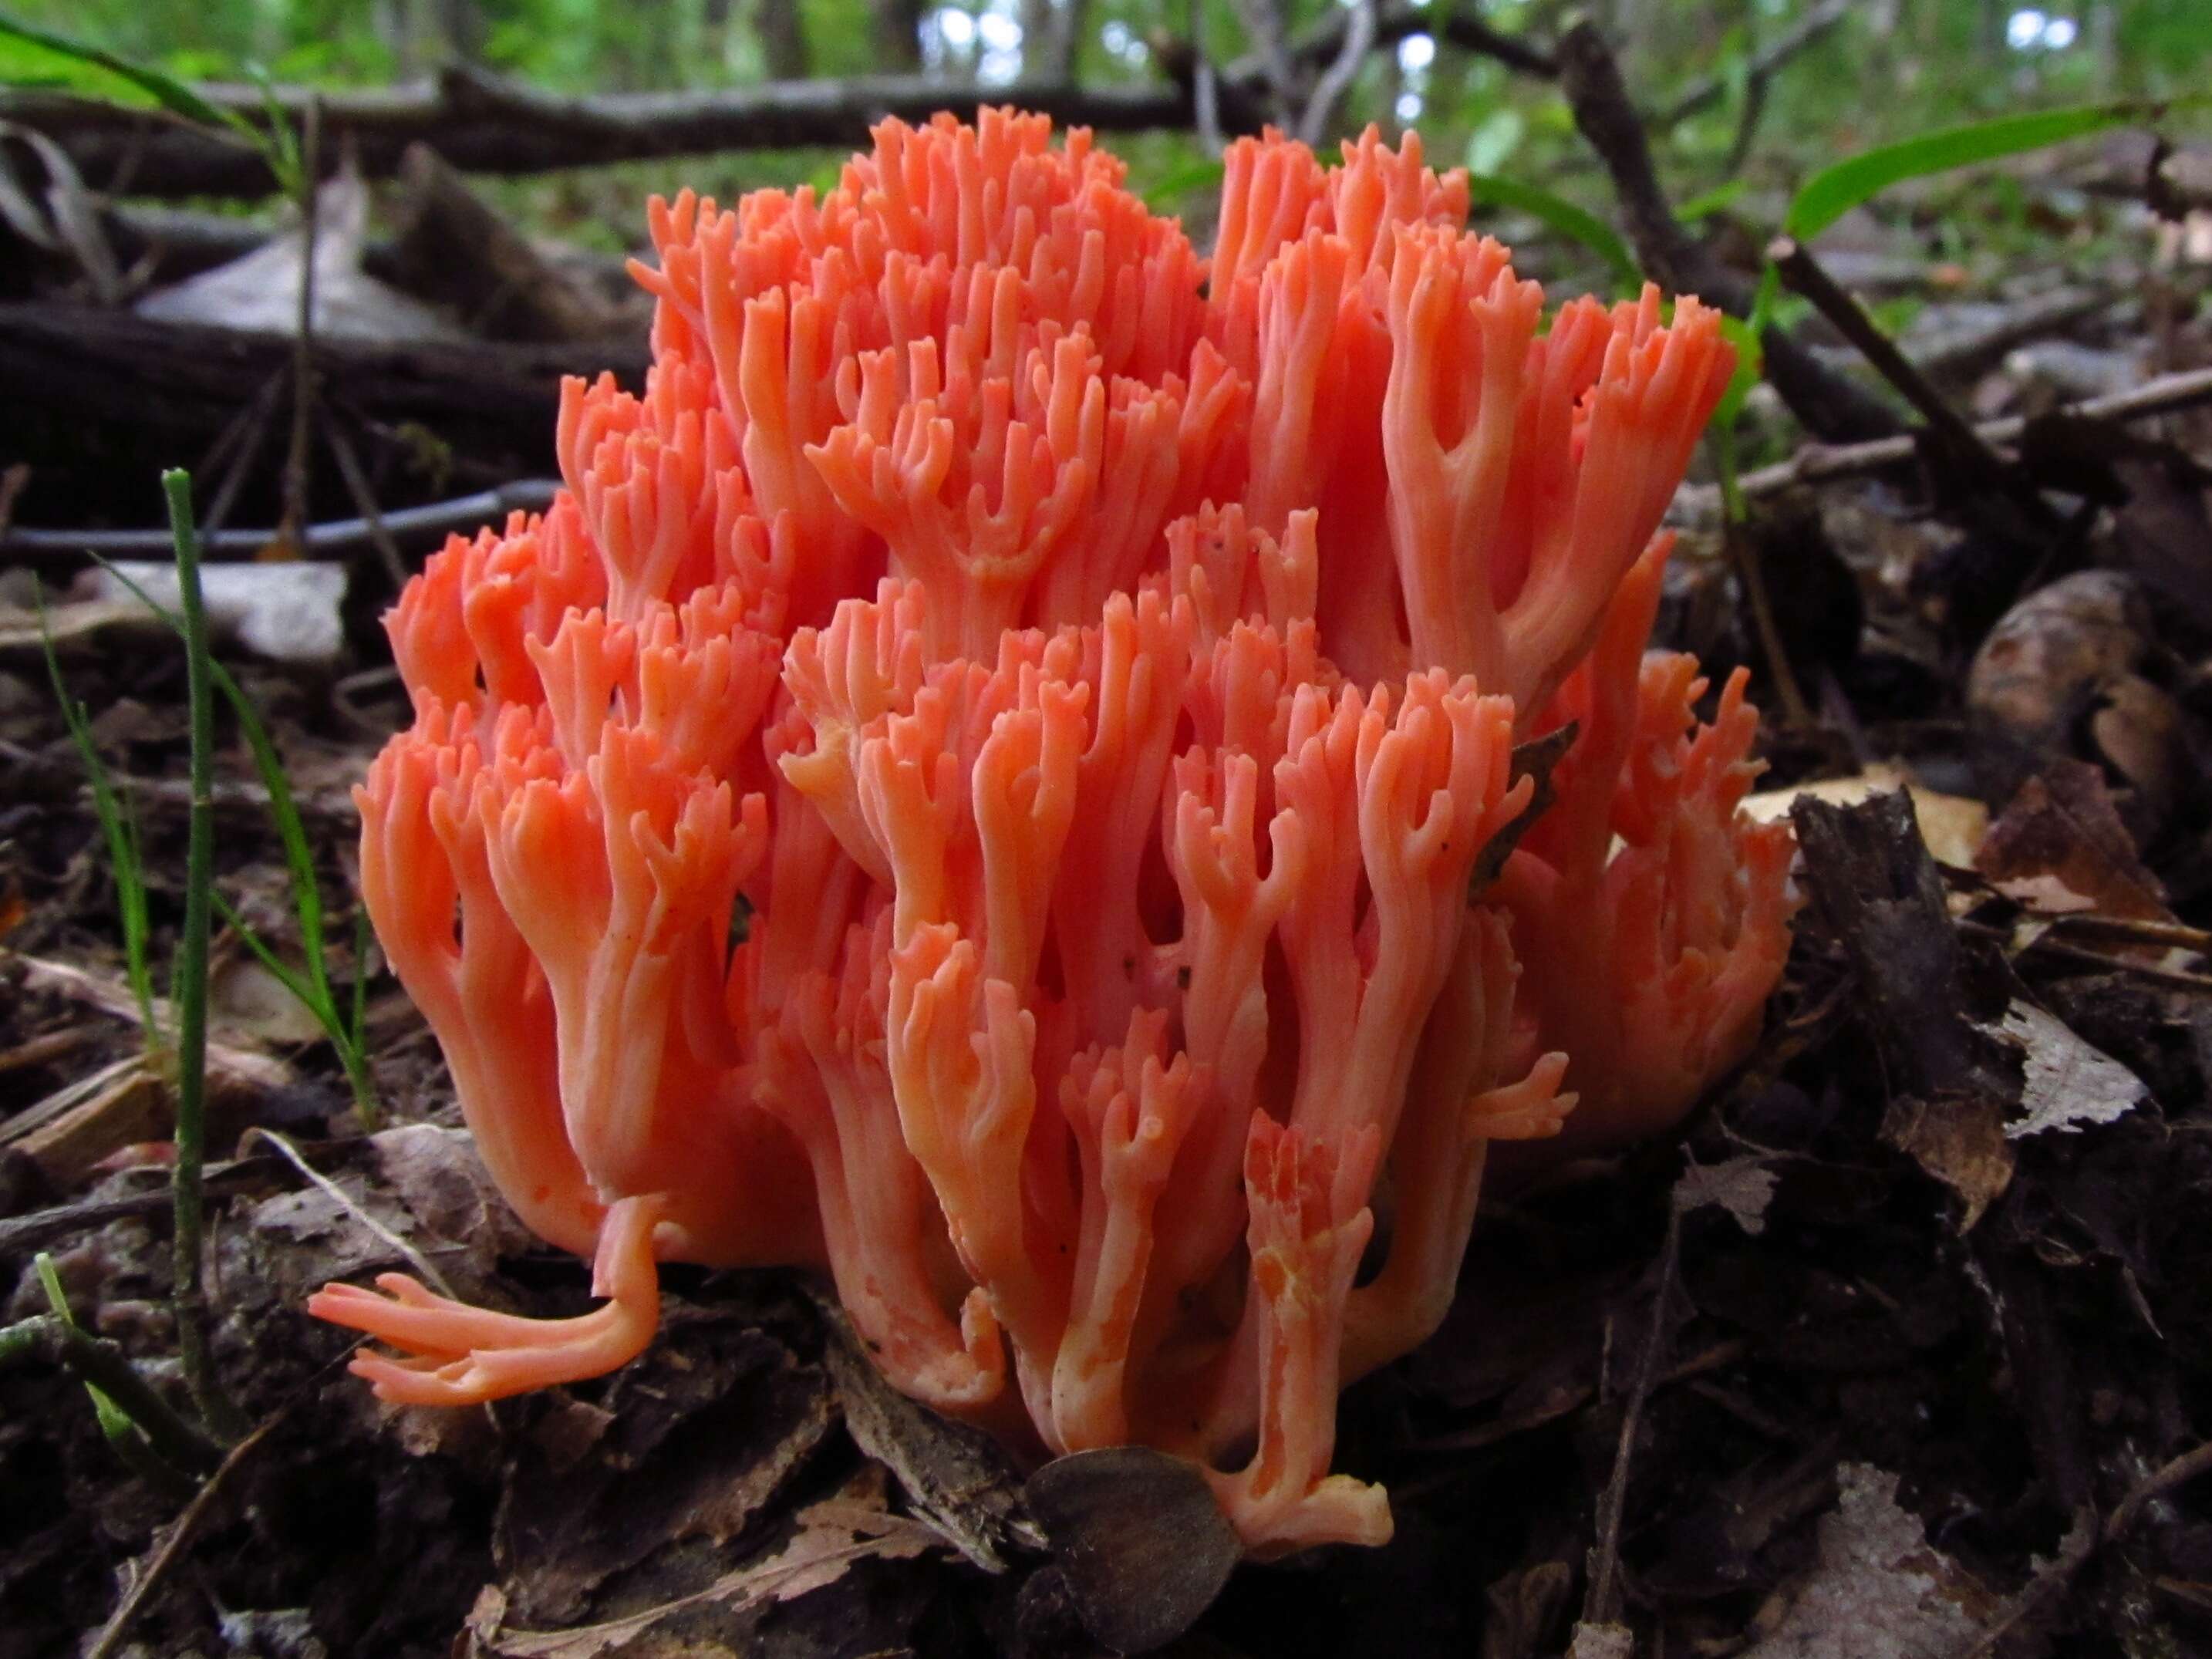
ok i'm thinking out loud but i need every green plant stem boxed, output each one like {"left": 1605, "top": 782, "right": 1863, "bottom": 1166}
{"left": 160, "top": 469, "right": 243, "bottom": 1442}
{"left": 0, "top": 1314, "right": 225, "bottom": 1476}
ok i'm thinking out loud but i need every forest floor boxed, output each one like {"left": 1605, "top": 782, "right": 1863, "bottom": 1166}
{"left": 5, "top": 145, "right": 2212, "bottom": 1659}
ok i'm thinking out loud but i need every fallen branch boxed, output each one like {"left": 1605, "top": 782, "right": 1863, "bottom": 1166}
{"left": 1671, "top": 365, "right": 2212, "bottom": 513}
{"left": 1555, "top": 19, "right": 1902, "bottom": 445}
{"left": 1654, "top": 0, "right": 1852, "bottom": 126}
{"left": 1, "top": 479, "right": 561, "bottom": 564}
{"left": 8, "top": 69, "right": 1205, "bottom": 199}
{"left": 11, "top": 13, "right": 1557, "bottom": 202}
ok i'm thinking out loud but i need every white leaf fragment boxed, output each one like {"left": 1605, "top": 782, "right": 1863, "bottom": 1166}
{"left": 1674, "top": 1155, "right": 1779, "bottom": 1235}
{"left": 1744, "top": 1464, "right": 1993, "bottom": 1658}
{"left": 1983, "top": 1000, "right": 2147, "bottom": 1140}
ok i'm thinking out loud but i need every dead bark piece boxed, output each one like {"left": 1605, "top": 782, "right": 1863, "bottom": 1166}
{"left": 1790, "top": 793, "right": 2014, "bottom": 1104}
{"left": 388, "top": 145, "right": 629, "bottom": 344}
{"left": 810, "top": 1289, "right": 1040, "bottom": 1572}
{"left": 494, "top": 1311, "right": 837, "bottom": 1629}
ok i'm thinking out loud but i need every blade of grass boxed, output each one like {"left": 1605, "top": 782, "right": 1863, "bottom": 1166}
{"left": 1784, "top": 94, "right": 2212, "bottom": 244}
{"left": 0, "top": 15, "right": 294, "bottom": 190}
{"left": 160, "top": 469, "right": 244, "bottom": 1442}
{"left": 35, "top": 588, "right": 160, "bottom": 1051}
{"left": 1467, "top": 171, "right": 1642, "bottom": 298}
{"left": 211, "top": 888, "right": 380, "bottom": 1125}
{"left": 88, "top": 555, "right": 372, "bottom": 1124}
{"left": 31, "top": 1254, "right": 196, "bottom": 1495}
{"left": 0, "top": 13, "right": 233, "bottom": 124}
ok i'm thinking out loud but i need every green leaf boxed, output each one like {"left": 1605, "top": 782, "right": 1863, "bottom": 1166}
{"left": 1678, "top": 178, "right": 1750, "bottom": 223}
{"left": 1463, "top": 108, "right": 1526, "bottom": 177}
{"left": 1140, "top": 156, "right": 1226, "bottom": 211}
{"left": 1712, "top": 312, "right": 1765, "bottom": 433}
{"left": 1466, "top": 172, "right": 1641, "bottom": 297}
{"left": 1784, "top": 94, "right": 2212, "bottom": 243}
{"left": 0, "top": 12, "right": 231, "bottom": 126}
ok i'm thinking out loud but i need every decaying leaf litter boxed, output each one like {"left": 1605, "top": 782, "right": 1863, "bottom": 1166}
{"left": 5, "top": 98, "right": 2212, "bottom": 1659}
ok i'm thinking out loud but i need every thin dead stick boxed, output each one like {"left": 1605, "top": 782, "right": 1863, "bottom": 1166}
{"left": 1297, "top": 0, "right": 1376, "bottom": 148}
{"left": 2052, "top": 914, "right": 2212, "bottom": 953}
{"left": 1769, "top": 234, "right": 2058, "bottom": 526}
{"left": 321, "top": 415, "right": 409, "bottom": 588}
{"left": 2025, "top": 938, "right": 2212, "bottom": 995}
{"left": 2108, "top": 1439, "right": 2212, "bottom": 1542}
{"left": 1656, "top": 0, "right": 1851, "bottom": 125}
{"left": 1583, "top": 1202, "right": 1683, "bottom": 1628}
{"left": 1724, "top": 517, "right": 1813, "bottom": 730}
{"left": 279, "top": 97, "right": 322, "bottom": 554}
{"left": 188, "top": 368, "right": 285, "bottom": 536}
{"left": 1704, "top": 365, "right": 2212, "bottom": 505}
{"left": 2, "top": 477, "right": 561, "bottom": 561}
{"left": 83, "top": 1405, "right": 292, "bottom": 1659}
{"left": 241, "top": 1125, "right": 461, "bottom": 1297}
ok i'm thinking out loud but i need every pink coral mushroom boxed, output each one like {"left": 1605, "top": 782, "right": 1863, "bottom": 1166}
{"left": 309, "top": 108, "right": 1791, "bottom": 1556}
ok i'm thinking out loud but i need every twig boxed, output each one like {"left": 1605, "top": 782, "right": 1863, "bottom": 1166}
{"left": 1709, "top": 365, "right": 2212, "bottom": 503}
{"left": 0, "top": 1160, "right": 280, "bottom": 1259}
{"left": 1, "top": 477, "right": 561, "bottom": 561}
{"left": 161, "top": 471, "right": 243, "bottom": 1444}
{"left": 2052, "top": 914, "right": 2212, "bottom": 953}
{"left": 1229, "top": 0, "right": 1299, "bottom": 125}
{"left": 1296, "top": 0, "right": 1377, "bottom": 149}
{"left": 1583, "top": 1202, "right": 1684, "bottom": 1628}
{"left": 1769, "top": 234, "right": 2059, "bottom": 527}
{"left": 2021, "top": 937, "right": 2212, "bottom": 996}
{"left": 1724, "top": 516, "right": 1813, "bottom": 729}
{"left": 190, "top": 368, "right": 286, "bottom": 537}
{"left": 83, "top": 1409, "right": 288, "bottom": 1659}
{"left": 1655, "top": 0, "right": 1852, "bottom": 125}
{"left": 2108, "top": 1440, "right": 2212, "bottom": 1543}
{"left": 241, "top": 1126, "right": 461, "bottom": 1297}
{"left": 1266, "top": 2, "right": 1558, "bottom": 83}
{"left": 278, "top": 99, "right": 322, "bottom": 555}
{"left": 1555, "top": 19, "right": 1901, "bottom": 446}
{"left": 1189, "top": 0, "right": 1223, "bottom": 158}
{"left": 321, "top": 414, "right": 410, "bottom": 589}
{"left": 0, "top": 1315, "right": 225, "bottom": 1475}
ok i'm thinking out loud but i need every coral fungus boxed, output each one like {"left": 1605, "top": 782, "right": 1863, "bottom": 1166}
{"left": 311, "top": 109, "right": 1792, "bottom": 1556}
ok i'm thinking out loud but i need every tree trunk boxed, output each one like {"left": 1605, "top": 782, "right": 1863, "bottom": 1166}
{"left": 872, "top": 0, "right": 926, "bottom": 72}
{"left": 754, "top": 0, "right": 812, "bottom": 81}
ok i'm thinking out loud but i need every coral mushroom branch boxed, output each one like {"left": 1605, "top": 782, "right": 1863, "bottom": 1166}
{"left": 313, "top": 106, "right": 1791, "bottom": 1558}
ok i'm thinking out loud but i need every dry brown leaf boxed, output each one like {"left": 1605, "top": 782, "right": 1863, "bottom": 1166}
{"left": 467, "top": 1495, "right": 944, "bottom": 1659}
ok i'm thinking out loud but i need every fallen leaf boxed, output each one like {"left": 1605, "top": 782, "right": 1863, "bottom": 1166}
{"left": 1984, "top": 1001, "right": 2148, "bottom": 1140}
{"left": 1978, "top": 761, "right": 2171, "bottom": 924}
{"left": 1742, "top": 1464, "right": 2000, "bottom": 1658}
{"left": 1882, "top": 1094, "right": 2013, "bottom": 1232}
{"left": 470, "top": 1490, "right": 944, "bottom": 1659}
{"left": 1674, "top": 1155, "right": 1779, "bottom": 1236}
{"left": 82, "top": 558, "right": 349, "bottom": 666}
{"left": 1748, "top": 764, "right": 1988, "bottom": 868}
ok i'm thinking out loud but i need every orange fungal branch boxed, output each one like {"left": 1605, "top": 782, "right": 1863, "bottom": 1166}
{"left": 312, "top": 109, "right": 1792, "bottom": 1557}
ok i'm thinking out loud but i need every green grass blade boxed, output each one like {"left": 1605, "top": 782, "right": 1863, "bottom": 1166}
{"left": 0, "top": 12, "right": 232, "bottom": 126}
{"left": 89, "top": 558, "right": 337, "bottom": 1008}
{"left": 348, "top": 903, "right": 372, "bottom": 1051}
{"left": 1467, "top": 172, "right": 1642, "bottom": 297}
{"left": 211, "top": 889, "right": 325, "bottom": 1017}
{"left": 1785, "top": 95, "right": 2212, "bottom": 243}
{"left": 35, "top": 587, "right": 160, "bottom": 1050}
{"left": 160, "top": 470, "right": 244, "bottom": 1442}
